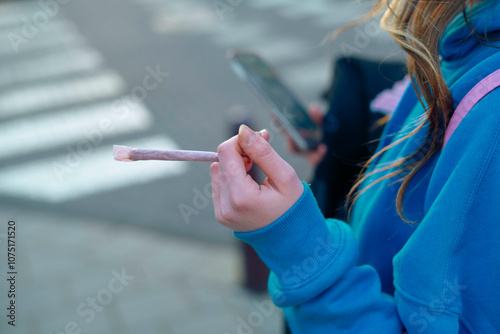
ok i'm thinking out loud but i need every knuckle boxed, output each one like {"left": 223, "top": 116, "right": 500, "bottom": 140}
{"left": 214, "top": 211, "right": 224, "bottom": 223}
{"left": 253, "top": 140, "right": 274, "bottom": 159}
{"left": 217, "top": 143, "right": 227, "bottom": 155}
{"left": 217, "top": 136, "right": 238, "bottom": 156}
{"left": 220, "top": 205, "right": 236, "bottom": 222}
{"left": 210, "top": 162, "right": 219, "bottom": 175}
{"left": 229, "top": 191, "right": 247, "bottom": 210}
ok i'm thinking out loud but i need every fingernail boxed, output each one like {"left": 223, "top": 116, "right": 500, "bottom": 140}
{"left": 239, "top": 124, "right": 257, "bottom": 146}
{"left": 259, "top": 129, "right": 269, "bottom": 137}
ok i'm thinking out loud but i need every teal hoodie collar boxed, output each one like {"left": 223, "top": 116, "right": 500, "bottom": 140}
{"left": 440, "top": 0, "right": 500, "bottom": 61}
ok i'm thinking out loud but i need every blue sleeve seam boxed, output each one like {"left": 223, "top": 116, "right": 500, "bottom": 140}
{"left": 395, "top": 286, "right": 461, "bottom": 318}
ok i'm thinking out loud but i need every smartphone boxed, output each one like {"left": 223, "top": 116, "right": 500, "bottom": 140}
{"left": 227, "top": 50, "right": 322, "bottom": 152}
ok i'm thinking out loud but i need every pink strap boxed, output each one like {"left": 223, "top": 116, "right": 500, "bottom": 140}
{"left": 443, "top": 69, "right": 500, "bottom": 149}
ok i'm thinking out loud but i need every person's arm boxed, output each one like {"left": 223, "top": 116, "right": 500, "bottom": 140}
{"left": 235, "top": 136, "right": 500, "bottom": 333}
{"left": 210, "top": 125, "right": 403, "bottom": 333}
{"left": 235, "top": 183, "right": 404, "bottom": 333}
{"left": 210, "top": 92, "right": 500, "bottom": 332}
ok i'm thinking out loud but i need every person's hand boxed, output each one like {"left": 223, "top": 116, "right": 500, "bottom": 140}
{"left": 283, "top": 103, "right": 327, "bottom": 166}
{"left": 210, "top": 125, "right": 304, "bottom": 232}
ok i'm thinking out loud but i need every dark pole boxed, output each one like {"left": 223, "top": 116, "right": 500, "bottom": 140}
{"left": 227, "top": 105, "right": 270, "bottom": 293}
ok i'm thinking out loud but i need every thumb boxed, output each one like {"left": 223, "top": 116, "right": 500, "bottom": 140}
{"left": 238, "top": 125, "right": 297, "bottom": 190}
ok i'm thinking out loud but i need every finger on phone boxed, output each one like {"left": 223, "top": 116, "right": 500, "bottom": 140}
{"left": 308, "top": 103, "right": 324, "bottom": 125}
{"left": 284, "top": 132, "right": 301, "bottom": 153}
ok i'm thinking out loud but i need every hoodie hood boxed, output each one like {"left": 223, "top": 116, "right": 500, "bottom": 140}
{"left": 440, "top": 0, "right": 500, "bottom": 62}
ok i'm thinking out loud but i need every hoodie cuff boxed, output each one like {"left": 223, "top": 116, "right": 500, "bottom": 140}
{"left": 234, "top": 182, "right": 345, "bottom": 287}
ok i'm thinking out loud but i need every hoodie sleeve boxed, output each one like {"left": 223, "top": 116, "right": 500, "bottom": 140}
{"left": 234, "top": 88, "right": 500, "bottom": 333}
{"left": 235, "top": 183, "right": 404, "bottom": 333}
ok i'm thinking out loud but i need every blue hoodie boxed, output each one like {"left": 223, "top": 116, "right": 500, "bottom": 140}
{"left": 234, "top": 1, "right": 500, "bottom": 333}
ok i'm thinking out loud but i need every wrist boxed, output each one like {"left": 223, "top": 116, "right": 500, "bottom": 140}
{"left": 234, "top": 183, "right": 340, "bottom": 283}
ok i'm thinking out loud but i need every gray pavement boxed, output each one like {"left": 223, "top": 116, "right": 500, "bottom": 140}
{"left": 0, "top": 205, "right": 283, "bottom": 333}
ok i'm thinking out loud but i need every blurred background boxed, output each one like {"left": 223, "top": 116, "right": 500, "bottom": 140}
{"left": 0, "top": 0, "right": 400, "bottom": 333}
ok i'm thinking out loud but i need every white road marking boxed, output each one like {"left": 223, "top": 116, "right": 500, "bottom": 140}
{"left": 0, "top": 18, "right": 85, "bottom": 57}
{"left": 283, "top": 59, "right": 329, "bottom": 87}
{"left": 250, "top": 38, "right": 314, "bottom": 62}
{"left": 282, "top": 59, "right": 330, "bottom": 101}
{"left": 0, "top": 3, "right": 183, "bottom": 204}
{"left": 247, "top": 0, "right": 291, "bottom": 9}
{"left": 248, "top": 0, "right": 371, "bottom": 29}
{"left": 151, "top": 7, "right": 216, "bottom": 34}
{"left": 208, "top": 22, "right": 312, "bottom": 62}
{"left": 0, "top": 136, "right": 187, "bottom": 203}
{"left": 0, "top": 71, "right": 126, "bottom": 118}
{"left": 0, "top": 47, "right": 103, "bottom": 86}
{"left": 313, "top": 3, "right": 373, "bottom": 28}
{"left": 0, "top": 29, "right": 86, "bottom": 56}
{"left": 0, "top": 101, "right": 153, "bottom": 160}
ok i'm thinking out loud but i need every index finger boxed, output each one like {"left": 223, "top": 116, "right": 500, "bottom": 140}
{"left": 217, "top": 135, "right": 248, "bottom": 185}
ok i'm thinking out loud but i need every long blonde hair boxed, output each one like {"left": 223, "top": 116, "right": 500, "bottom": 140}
{"left": 337, "top": 0, "right": 498, "bottom": 221}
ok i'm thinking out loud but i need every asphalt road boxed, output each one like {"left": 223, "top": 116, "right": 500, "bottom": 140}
{"left": 0, "top": 0, "right": 401, "bottom": 243}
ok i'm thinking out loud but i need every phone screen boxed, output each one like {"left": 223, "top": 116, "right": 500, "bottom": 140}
{"left": 230, "top": 52, "right": 322, "bottom": 151}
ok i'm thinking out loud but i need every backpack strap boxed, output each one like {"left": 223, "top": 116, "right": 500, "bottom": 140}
{"left": 443, "top": 69, "right": 500, "bottom": 150}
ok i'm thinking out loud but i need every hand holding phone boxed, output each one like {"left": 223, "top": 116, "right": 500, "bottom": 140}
{"left": 282, "top": 104, "right": 328, "bottom": 166}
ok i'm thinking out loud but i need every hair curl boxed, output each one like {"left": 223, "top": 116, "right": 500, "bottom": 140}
{"left": 332, "top": 0, "right": 499, "bottom": 222}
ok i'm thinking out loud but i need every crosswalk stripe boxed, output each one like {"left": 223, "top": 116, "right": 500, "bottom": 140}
{"left": 0, "top": 135, "right": 187, "bottom": 203}
{"left": 312, "top": 4, "right": 373, "bottom": 28}
{"left": 0, "top": 100, "right": 153, "bottom": 160}
{"left": 281, "top": 59, "right": 330, "bottom": 100}
{"left": 0, "top": 71, "right": 126, "bottom": 118}
{"left": 0, "top": 17, "right": 80, "bottom": 43}
{"left": 151, "top": 8, "right": 216, "bottom": 34}
{"left": 0, "top": 47, "right": 103, "bottom": 86}
{"left": 250, "top": 38, "right": 313, "bottom": 62}
{"left": 0, "top": 30, "right": 86, "bottom": 56}
{"left": 247, "top": 0, "right": 291, "bottom": 9}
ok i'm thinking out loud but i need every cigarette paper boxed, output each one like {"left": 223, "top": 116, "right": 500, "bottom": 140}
{"left": 114, "top": 145, "right": 219, "bottom": 162}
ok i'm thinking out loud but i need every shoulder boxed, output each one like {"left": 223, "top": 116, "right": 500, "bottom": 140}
{"left": 442, "top": 84, "right": 500, "bottom": 160}
{"left": 393, "top": 84, "right": 500, "bottom": 324}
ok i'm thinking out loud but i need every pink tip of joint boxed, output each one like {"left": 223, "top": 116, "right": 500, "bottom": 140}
{"left": 113, "top": 145, "right": 133, "bottom": 162}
